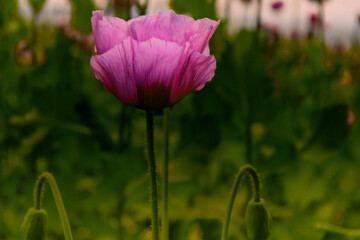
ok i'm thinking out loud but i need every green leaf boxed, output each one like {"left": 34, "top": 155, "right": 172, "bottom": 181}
{"left": 170, "top": 0, "right": 216, "bottom": 19}
{"left": 0, "top": 0, "right": 17, "bottom": 28}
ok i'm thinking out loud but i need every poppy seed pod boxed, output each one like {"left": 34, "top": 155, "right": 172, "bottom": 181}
{"left": 245, "top": 199, "right": 272, "bottom": 240}
{"left": 21, "top": 208, "right": 47, "bottom": 240}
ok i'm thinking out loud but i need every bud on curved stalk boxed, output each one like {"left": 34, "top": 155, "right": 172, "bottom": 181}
{"left": 21, "top": 208, "right": 47, "bottom": 240}
{"left": 31, "top": 172, "right": 73, "bottom": 240}
{"left": 221, "top": 164, "right": 272, "bottom": 240}
{"left": 245, "top": 199, "right": 272, "bottom": 240}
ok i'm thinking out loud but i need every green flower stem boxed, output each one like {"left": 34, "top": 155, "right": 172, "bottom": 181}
{"left": 294, "top": 0, "right": 301, "bottom": 34}
{"left": 126, "top": 0, "right": 130, "bottom": 19}
{"left": 241, "top": 73, "right": 253, "bottom": 165}
{"left": 221, "top": 164, "right": 261, "bottom": 240}
{"left": 161, "top": 108, "right": 170, "bottom": 240}
{"left": 319, "top": 2, "right": 325, "bottom": 42}
{"left": 245, "top": 104, "right": 253, "bottom": 165}
{"left": 243, "top": 3, "right": 249, "bottom": 28}
{"left": 146, "top": 110, "right": 160, "bottom": 240}
{"left": 225, "top": 0, "right": 230, "bottom": 19}
{"left": 256, "top": 0, "right": 262, "bottom": 32}
{"left": 34, "top": 172, "right": 73, "bottom": 240}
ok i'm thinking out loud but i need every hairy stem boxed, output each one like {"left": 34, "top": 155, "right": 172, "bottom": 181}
{"left": 146, "top": 111, "right": 160, "bottom": 240}
{"left": 161, "top": 108, "right": 170, "bottom": 240}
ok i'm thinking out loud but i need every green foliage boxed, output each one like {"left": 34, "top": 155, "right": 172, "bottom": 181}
{"left": 29, "top": 0, "right": 46, "bottom": 13}
{"left": 171, "top": 0, "right": 216, "bottom": 19}
{"left": 69, "top": 0, "right": 95, "bottom": 32}
{"left": 2, "top": 2, "right": 360, "bottom": 240}
{"left": 0, "top": 0, "right": 17, "bottom": 28}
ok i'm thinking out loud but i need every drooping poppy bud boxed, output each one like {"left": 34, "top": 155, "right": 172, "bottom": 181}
{"left": 21, "top": 208, "right": 47, "bottom": 240}
{"left": 245, "top": 199, "right": 272, "bottom": 240}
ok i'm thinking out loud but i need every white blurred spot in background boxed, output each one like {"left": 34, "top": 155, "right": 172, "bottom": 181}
{"left": 18, "top": 0, "right": 360, "bottom": 46}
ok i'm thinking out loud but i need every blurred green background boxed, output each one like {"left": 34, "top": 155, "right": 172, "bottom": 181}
{"left": 2, "top": 0, "right": 360, "bottom": 239}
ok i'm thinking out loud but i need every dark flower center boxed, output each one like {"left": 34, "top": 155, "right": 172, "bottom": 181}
{"left": 137, "top": 84, "right": 171, "bottom": 110}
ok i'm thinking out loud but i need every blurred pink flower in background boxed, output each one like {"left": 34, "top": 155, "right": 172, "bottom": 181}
{"left": 15, "top": 39, "right": 34, "bottom": 67}
{"left": 309, "top": 13, "right": 330, "bottom": 28}
{"left": 18, "top": 0, "right": 360, "bottom": 46}
{"left": 310, "top": 13, "right": 318, "bottom": 24}
{"left": 90, "top": 10, "right": 219, "bottom": 110}
{"left": 271, "top": 1, "right": 283, "bottom": 10}
{"left": 291, "top": 30, "right": 299, "bottom": 40}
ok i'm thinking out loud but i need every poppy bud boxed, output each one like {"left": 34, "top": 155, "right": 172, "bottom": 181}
{"left": 245, "top": 199, "right": 272, "bottom": 240}
{"left": 21, "top": 208, "right": 47, "bottom": 240}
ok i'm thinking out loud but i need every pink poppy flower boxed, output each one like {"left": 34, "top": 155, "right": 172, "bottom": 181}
{"left": 90, "top": 10, "right": 219, "bottom": 110}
